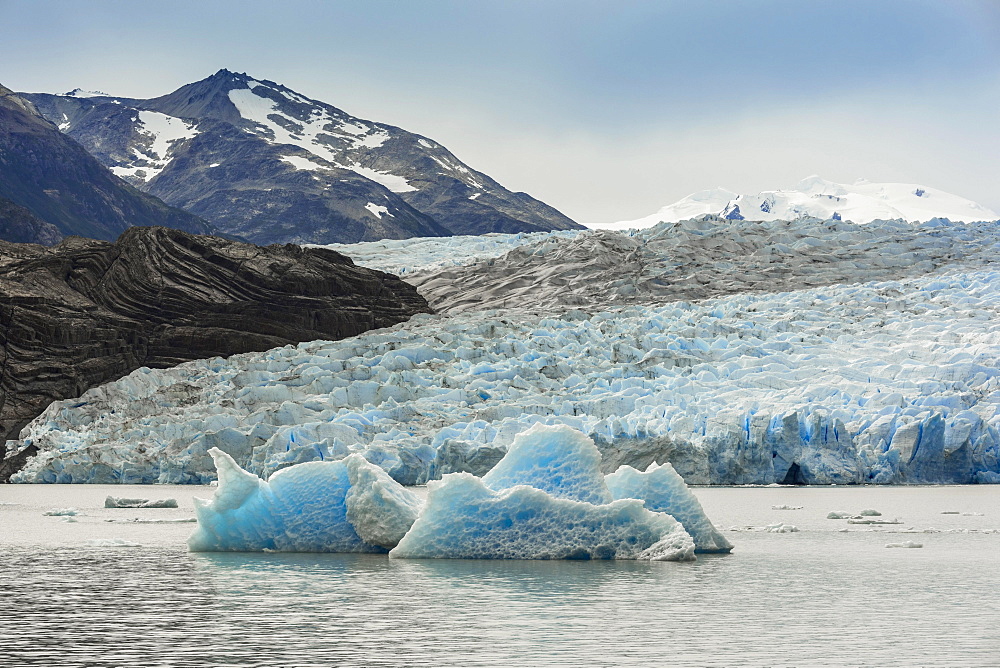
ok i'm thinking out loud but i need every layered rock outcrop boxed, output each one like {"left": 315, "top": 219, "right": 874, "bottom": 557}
{"left": 0, "top": 226, "right": 429, "bottom": 480}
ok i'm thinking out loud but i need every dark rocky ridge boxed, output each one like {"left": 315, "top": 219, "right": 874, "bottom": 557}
{"left": 22, "top": 70, "right": 583, "bottom": 244}
{"left": 0, "top": 197, "right": 62, "bottom": 245}
{"left": 0, "top": 84, "right": 215, "bottom": 245}
{"left": 0, "top": 226, "right": 430, "bottom": 481}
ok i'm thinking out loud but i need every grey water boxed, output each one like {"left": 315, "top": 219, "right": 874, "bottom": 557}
{"left": 2, "top": 485, "right": 998, "bottom": 667}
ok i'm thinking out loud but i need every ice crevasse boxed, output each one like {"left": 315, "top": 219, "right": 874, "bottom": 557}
{"left": 189, "top": 424, "right": 731, "bottom": 560}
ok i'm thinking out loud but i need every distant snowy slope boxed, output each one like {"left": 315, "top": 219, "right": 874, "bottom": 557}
{"left": 595, "top": 177, "right": 998, "bottom": 229}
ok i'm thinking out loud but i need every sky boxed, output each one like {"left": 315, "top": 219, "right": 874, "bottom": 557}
{"left": 2, "top": 0, "right": 998, "bottom": 224}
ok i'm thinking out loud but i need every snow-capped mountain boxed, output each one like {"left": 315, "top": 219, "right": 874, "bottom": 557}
{"left": 593, "top": 177, "right": 998, "bottom": 230}
{"left": 21, "top": 70, "right": 581, "bottom": 245}
{"left": 0, "top": 83, "right": 213, "bottom": 244}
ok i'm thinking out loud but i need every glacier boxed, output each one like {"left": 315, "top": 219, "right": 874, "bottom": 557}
{"left": 6, "top": 215, "right": 1000, "bottom": 487}
{"left": 191, "top": 423, "right": 702, "bottom": 561}
{"left": 10, "top": 265, "right": 1000, "bottom": 487}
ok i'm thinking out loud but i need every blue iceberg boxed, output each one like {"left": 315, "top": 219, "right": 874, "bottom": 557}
{"left": 389, "top": 472, "right": 694, "bottom": 561}
{"left": 190, "top": 425, "right": 726, "bottom": 562}
{"left": 605, "top": 462, "right": 733, "bottom": 553}
{"left": 188, "top": 449, "right": 420, "bottom": 552}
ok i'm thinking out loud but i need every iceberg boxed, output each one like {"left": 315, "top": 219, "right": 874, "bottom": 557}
{"left": 389, "top": 473, "right": 695, "bottom": 561}
{"left": 481, "top": 424, "right": 612, "bottom": 504}
{"left": 191, "top": 425, "right": 717, "bottom": 561}
{"left": 605, "top": 462, "right": 733, "bottom": 553}
{"left": 105, "top": 496, "right": 178, "bottom": 508}
{"left": 189, "top": 449, "right": 416, "bottom": 553}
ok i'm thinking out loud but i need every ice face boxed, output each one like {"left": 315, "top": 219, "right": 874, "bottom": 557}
{"left": 343, "top": 454, "right": 423, "bottom": 550}
{"left": 389, "top": 473, "right": 695, "bottom": 561}
{"left": 481, "top": 424, "right": 613, "bottom": 504}
{"left": 605, "top": 462, "right": 733, "bottom": 553}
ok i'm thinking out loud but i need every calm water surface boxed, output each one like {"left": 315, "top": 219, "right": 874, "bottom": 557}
{"left": 1, "top": 484, "right": 998, "bottom": 667}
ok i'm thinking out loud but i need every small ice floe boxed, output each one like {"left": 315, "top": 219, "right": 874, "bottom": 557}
{"left": 43, "top": 508, "right": 80, "bottom": 516}
{"left": 61, "top": 517, "right": 78, "bottom": 523}
{"left": 771, "top": 504, "right": 803, "bottom": 510}
{"left": 765, "top": 523, "right": 799, "bottom": 533}
{"left": 859, "top": 509, "right": 882, "bottom": 517}
{"left": 85, "top": 538, "right": 142, "bottom": 547}
{"left": 848, "top": 518, "right": 903, "bottom": 525}
{"left": 885, "top": 541, "right": 923, "bottom": 548}
{"left": 838, "top": 528, "right": 850, "bottom": 533}
{"left": 941, "top": 511, "right": 961, "bottom": 515}
{"left": 962, "top": 512, "right": 984, "bottom": 516}
{"left": 827, "top": 511, "right": 852, "bottom": 519}
{"left": 105, "top": 496, "right": 178, "bottom": 509}
{"left": 104, "top": 517, "right": 197, "bottom": 524}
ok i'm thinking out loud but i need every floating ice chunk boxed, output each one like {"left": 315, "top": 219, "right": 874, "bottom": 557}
{"left": 847, "top": 518, "right": 903, "bottom": 525}
{"left": 481, "top": 424, "right": 613, "bottom": 504}
{"left": 106, "top": 517, "right": 197, "bottom": 524}
{"left": 105, "top": 496, "right": 178, "bottom": 509}
{"left": 605, "top": 462, "right": 733, "bottom": 553}
{"left": 765, "top": 523, "right": 800, "bottom": 533}
{"left": 389, "top": 473, "right": 695, "bottom": 561}
{"left": 61, "top": 517, "right": 78, "bottom": 523}
{"left": 86, "top": 539, "right": 142, "bottom": 547}
{"left": 886, "top": 541, "right": 923, "bottom": 548}
{"left": 771, "top": 504, "right": 803, "bottom": 510}
{"left": 188, "top": 448, "right": 384, "bottom": 553}
{"left": 859, "top": 509, "right": 882, "bottom": 517}
{"left": 43, "top": 508, "right": 80, "bottom": 516}
{"left": 827, "top": 511, "right": 852, "bottom": 519}
{"left": 344, "top": 454, "right": 423, "bottom": 549}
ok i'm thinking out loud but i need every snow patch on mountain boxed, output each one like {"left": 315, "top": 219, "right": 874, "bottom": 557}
{"left": 109, "top": 110, "right": 198, "bottom": 183}
{"left": 365, "top": 203, "right": 392, "bottom": 219}
{"left": 64, "top": 88, "right": 109, "bottom": 98}
{"left": 597, "top": 177, "right": 998, "bottom": 229}
{"left": 346, "top": 165, "right": 417, "bottom": 193}
{"left": 280, "top": 155, "right": 327, "bottom": 171}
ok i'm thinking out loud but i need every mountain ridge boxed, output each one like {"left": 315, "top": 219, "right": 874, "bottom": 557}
{"left": 0, "top": 83, "right": 215, "bottom": 244}
{"left": 21, "top": 69, "right": 582, "bottom": 244}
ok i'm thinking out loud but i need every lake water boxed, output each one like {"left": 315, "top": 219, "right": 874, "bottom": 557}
{"left": 1, "top": 484, "right": 998, "bottom": 667}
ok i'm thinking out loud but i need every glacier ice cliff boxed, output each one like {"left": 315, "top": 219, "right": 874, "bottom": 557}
{"left": 10, "top": 265, "right": 1000, "bottom": 486}
{"left": 191, "top": 424, "right": 703, "bottom": 561}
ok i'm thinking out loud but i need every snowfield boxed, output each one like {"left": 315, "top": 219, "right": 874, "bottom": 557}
{"left": 11, "top": 243, "right": 1000, "bottom": 486}
{"left": 595, "top": 177, "right": 999, "bottom": 230}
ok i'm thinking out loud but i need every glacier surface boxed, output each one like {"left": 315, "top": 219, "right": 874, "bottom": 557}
{"left": 191, "top": 423, "right": 702, "bottom": 561}
{"left": 7, "top": 216, "right": 1000, "bottom": 487}
{"left": 10, "top": 265, "right": 1000, "bottom": 486}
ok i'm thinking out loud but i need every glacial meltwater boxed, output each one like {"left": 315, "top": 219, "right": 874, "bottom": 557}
{"left": 2, "top": 484, "right": 998, "bottom": 667}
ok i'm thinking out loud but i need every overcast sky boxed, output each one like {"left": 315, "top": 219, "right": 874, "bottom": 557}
{"left": 3, "top": 0, "right": 998, "bottom": 224}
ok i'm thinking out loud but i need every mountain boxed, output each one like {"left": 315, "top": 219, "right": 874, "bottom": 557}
{"left": 593, "top": 176, "right": 999, "bottom": 230}
{"left": 0, "top": 84, "right": 214, "bottom": 244}
{"left": 0, "top": 225, "right": 430, "bottom": 481}
{"left": 21, "top": 70, "right": 582, "bottom": 245}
